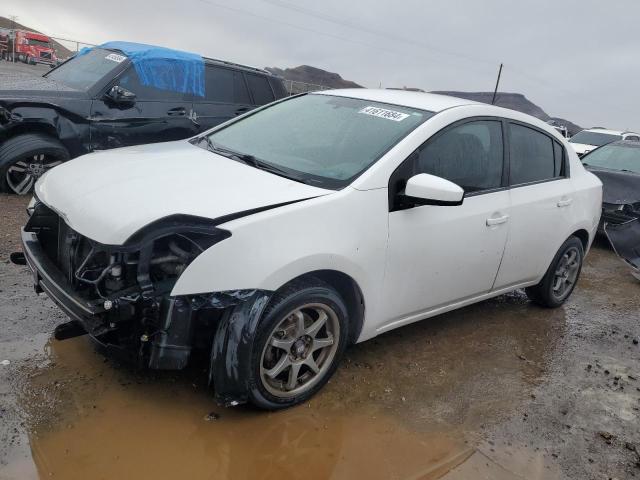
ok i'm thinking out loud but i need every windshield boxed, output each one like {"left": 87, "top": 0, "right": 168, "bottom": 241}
{"left": 569, "top": 131, "right": 622, "bottom": 147}
{"left": 26, "top": 38, "right": 51, "bottom": 48}
{"left": 205, "top": 94, "right": 433, "bottom": 189}
{"left": 45, "top": 48, "right": 126, "bottom": 91}
{"left": 582, "top": 144, "right": 640, "bottom": 174}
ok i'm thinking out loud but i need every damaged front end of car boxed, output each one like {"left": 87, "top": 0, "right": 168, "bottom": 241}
{"left": 19, "top": 201, "right": 273, "bottom": 404}
{"left": 606, "top": 218, "right": 640, "bottom": 281}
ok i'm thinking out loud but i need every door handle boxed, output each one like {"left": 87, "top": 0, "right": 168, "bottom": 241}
{"left": 557, "top": 198, "right": 573, "bottom": 208}
{"left": 486, "top": 215, "right": 509, "bottom": 226}
{"left": 167, "top": 107, "right": 186, "bottom": 116}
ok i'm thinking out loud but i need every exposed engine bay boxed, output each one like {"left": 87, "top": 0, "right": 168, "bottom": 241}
{"left": 23, "top": 201, "right": 236, "bottom": 370}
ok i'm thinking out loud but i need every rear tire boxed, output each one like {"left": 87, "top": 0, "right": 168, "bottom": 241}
{"left": 0, "top": 134, "right": 69, "bottom": 195}
{"left": 247, "top": 278, "right": 349, "bottom": 410}
{"left": 525, "top": 236, "right": 584, "bottom": 308}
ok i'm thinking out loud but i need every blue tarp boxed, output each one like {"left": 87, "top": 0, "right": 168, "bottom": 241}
{"left": 80, "top": 41, "right": 205, "bottom": 97}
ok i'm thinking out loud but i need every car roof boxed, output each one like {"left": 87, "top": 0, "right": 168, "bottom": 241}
{"left": 582, "top": 127, "right": 637, "bottom": 136}
{"left": 314, "top": 88, "right": 481, "bottom": 112}
{"left": 101, "top": 42, "right": 273, "bottom": 77}
{"left": 608, "top": 140, "right": 640, "bottom": 148}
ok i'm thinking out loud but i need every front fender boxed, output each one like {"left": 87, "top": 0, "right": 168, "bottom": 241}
{"left": 1, "top": 103, "right": 91, "bottom": 156}
{"left": 171, "top": 187, "right": 389, "bottom": 338}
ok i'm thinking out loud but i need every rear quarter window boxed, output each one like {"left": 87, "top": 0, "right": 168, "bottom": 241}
{"left": 246, "top": 74, "right": 276, "bottom": 105}
{"left": 268, "top": 77, "right": 288, "bottom": 99}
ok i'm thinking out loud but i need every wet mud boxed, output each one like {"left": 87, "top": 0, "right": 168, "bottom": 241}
{"left": 1, "top": 193, "right": 639, "bottom": 479}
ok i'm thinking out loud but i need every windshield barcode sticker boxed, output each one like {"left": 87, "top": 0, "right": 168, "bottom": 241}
{"left": 359, "top": 106, "right": 409, "bottom": 122}
{"left": 105, "top": 53, "right": 126, "bottom": 63}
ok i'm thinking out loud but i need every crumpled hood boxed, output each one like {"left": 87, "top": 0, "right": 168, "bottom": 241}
{"left": 35, "top": 140, "right": 332, "bottom": 244}
{"left": 587, "top": 167, "right": 640, "bottom": 205}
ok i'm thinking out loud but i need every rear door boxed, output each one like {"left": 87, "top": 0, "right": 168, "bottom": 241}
{"left": 90, "top": 64, "right": 197, "bottom": 149}
{"left": 191, "top": 65, "right": 253, "bottom": 132}
{"left": 493, "top": 122, "right": 574, "bottom": 288}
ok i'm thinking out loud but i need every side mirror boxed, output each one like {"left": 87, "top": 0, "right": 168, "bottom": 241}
{"left": 105, "top": 85, "right": 136, "bottom": 105}
{"left": 400, "top": 173, "right": 464, "bottom": 207}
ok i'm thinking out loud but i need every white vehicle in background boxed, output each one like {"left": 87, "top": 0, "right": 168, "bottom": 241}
{"left": 20, "top": 89, "right": 602, "bottom": 409}
{"left": 569, "top": 127, "right": 640, "bottom": 157}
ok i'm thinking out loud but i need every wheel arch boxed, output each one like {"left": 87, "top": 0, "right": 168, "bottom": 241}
{"left": 570, "top": 228, "right": 590, "bottom": 251}
{"left": 271, "top": 269, "right": 365, "bottom": 345}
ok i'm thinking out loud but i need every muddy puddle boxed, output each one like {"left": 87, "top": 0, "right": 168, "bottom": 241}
{"left": 17, "top": 339, "right": 472, "bottom": 480}
{"left": 5, "top": 289, "right": 566, "bottom": 480}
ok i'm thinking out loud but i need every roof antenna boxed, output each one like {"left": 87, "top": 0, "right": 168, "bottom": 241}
{"left": 491, "top": 63, "right": 503, "bottom": 105}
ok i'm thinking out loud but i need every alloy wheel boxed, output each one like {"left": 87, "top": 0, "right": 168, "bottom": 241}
{"left": 552, "top": 246, "right": 581, "bottom": 299}
{"left": 5, "top": 153, "right": 62, "bottom": 195}
{"left": 260, "top": 303, "right": 340, "bottom": 398}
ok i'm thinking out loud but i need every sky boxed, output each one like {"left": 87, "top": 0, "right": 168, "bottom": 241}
{"left": 5, "top": 0, "right": 640, "bottom": 131}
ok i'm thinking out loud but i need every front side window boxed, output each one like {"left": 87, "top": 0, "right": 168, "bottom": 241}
{"left": 204, "top": 94, "right": 432, "bottom": 189}
{"left": 569, "top": 131, "right": 622, "bottom": 146}
{"left": 582, "top": 144, "right": 640, "bottom": 174}
{"left": 118, "top": 66, "right": 185, "bottom": 101}
{"left": 45, "top": 48, "right": 125, "bottom": 91}
{"left": 624, "top": 135, "right": 640, "bottom": 142}
{"left": 414, "top": 120, "right": 504, "bottom": 192}
{"left": 509, "top": 123, "right": 560, "bottom": 185}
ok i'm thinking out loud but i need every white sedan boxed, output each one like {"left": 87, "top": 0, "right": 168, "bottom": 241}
{"left": 21, "top": 89, "right": 602, "bottom": 409}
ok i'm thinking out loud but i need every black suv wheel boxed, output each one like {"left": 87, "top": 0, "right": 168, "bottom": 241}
{"left": 0, "top": 134, "right": 69, "bottom": 195}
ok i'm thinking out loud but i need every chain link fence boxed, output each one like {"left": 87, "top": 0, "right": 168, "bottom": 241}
{"left": 48, "top": 36, "right": 95, "bottom": 60}
{"left": 283, "top": 79, "right": 332, "bottom": 95}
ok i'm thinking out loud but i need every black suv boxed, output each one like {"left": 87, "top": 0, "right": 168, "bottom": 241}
{"left": 0, "top": 43, "right": 288, "bottom": 194}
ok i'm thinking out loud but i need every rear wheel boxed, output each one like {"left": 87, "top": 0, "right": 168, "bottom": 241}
{"left": 0, "top": 134, "right": 69, "bottom": 195}
{"left": 248, "top": 279, "right": 349, "bottom": 410}
{"left": 526, "top": 236, "right": 584, "bottom": 308}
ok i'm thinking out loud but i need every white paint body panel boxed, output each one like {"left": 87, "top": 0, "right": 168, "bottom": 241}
{"left": 36, "top": 89, "right": 602, "bottom": 344}
{"left": 35, "top": 141, "right": 330, "bottom": 245}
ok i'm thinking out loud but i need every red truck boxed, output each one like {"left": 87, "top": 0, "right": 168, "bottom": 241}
{"left": 0, "top": 28, "right": 58, "bottom": 67}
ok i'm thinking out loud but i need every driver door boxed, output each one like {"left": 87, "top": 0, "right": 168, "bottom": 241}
{"left": 379, "top": 119, "right": 510, "bottom": 331}
{"left": 90, "top": 65, "right": 197, "bottom": 150}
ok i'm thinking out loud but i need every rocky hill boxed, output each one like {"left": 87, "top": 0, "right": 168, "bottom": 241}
{"left": 432, "top": 91, "right": 582, "bottom": 135}
{"left": 265, "top": 65, "right": 362, "bottom": 89}
{"left": 0, "top": 16, "right": 73, "bottom": 59}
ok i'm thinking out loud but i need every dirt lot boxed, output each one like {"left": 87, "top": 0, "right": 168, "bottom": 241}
{"left": 0, "top": 191, "right": 639, "bottom": 480}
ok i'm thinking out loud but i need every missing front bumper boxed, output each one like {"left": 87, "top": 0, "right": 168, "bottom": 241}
{"left": 605, "top": 219, "right": 640, "bottom": 280}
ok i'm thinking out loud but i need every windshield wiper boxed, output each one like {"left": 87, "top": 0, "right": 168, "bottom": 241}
{"left": 197, "top": 136, "right": 301, "bottom": 181}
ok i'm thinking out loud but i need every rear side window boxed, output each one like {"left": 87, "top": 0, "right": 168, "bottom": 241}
{"left": 246, "top": 74, "right": 275, "bottom": 105}
{"left": 625, "top": 135, "right": 640, "bottom": 141}
{"left": 204, "top": 66, "right": 250, "bottom": 104}
{"left": 509, "top": 123, "right": 559, "bottom": 185}
{"left": 415, "top": 120, "right": 504, "bottom": 192}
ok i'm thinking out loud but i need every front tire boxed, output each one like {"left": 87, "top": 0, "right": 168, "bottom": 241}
{"left": 0, "top": 134, "right": 69, "bottom": 195}
{"left": 248, "top": 278, "right": 349, "bottom": 410}
{"left": 526, "top": 236, "right": 584, "bottom": 308}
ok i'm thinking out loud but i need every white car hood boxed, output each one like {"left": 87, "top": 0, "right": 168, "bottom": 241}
{"left": 35, "top": 140, "right": 331, "bottom": 245}
{"left": 569, "top": 142, "right": 596, "bottom": 155}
